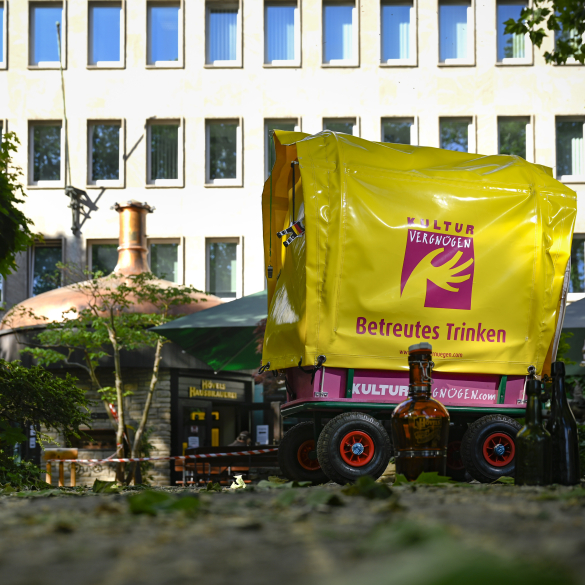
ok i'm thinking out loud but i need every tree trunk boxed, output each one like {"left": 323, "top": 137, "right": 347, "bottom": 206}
{"left": 108, "top": 328, "right": 126, "bottom": 484}
{"left": 128, "top": 336, "right": 164, "bottom": 484}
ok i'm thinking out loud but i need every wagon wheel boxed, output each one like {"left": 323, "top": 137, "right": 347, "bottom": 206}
{"left": 317, "top": 412, "right": 392, "bottom": 485}
{"left": 460, "top": 415, "right": 521, "bottom": 483}
{"left": 278, "top": 421, "right": 329, "bottom": 484}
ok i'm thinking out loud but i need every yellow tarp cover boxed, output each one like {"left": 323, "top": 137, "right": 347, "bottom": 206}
{"left": 262, "top": 130, "right": 577, "bottom": 376}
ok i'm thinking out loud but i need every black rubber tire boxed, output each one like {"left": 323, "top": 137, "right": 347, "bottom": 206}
{"left": 461, "top": 415, "right": 522, "bottom": 483}
{"left": 278, "top": 421, "right": 329, "bottom": 484}
{"left": 446, "top": 424, "right": 467, "bottom": 482}
{"left": 317, "top": 412, "right": 392, "bottom": 485}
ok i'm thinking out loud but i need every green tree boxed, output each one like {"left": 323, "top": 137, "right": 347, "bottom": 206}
{"left": 504, "top": 0, "right": 585, "bottom": 64}
{"left": 10, "top": 270, "right": 206, "bottom": 484}
{"left": 0, "top": 359, "right": 90, "bottom": 487}
{"left": 0, "top": 132, "right": 38, "bottom": 280}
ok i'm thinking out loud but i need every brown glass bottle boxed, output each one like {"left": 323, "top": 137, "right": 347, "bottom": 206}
{"left": 547, "top": 361, "right": 580, "bottom": 485}
{"left": 515, "top": 374, "right": 552, "bottom": 486}
{"left": 391, "top": 342, "right": 450, "bottom": 481}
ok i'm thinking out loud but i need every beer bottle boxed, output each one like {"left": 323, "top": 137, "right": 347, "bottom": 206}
{"left": 391, "top": 342, "right": 450, "bottom": 481}
{"left": 548, "top": 361, "right": 580, "bottom": 485}
{"left": 515, "top": 371, "right": 552, "bottom": 486}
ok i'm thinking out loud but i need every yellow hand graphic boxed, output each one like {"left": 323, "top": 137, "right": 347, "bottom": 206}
{"left": 402, "top": 249, "right": 473, "bottom": 300}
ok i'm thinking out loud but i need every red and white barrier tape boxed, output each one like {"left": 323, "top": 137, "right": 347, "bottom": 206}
{"left": 45, "top": 448, "right": 279, "bottom": 464}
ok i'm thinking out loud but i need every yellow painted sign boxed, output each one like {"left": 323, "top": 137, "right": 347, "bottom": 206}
{"left": 189, "top": 387, "right": 238, "bottom": 400}
{"left": 262, "top": 131, "right": 577, "bottom": 376}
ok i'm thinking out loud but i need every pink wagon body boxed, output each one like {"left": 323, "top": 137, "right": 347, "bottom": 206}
{"left": 285, "top": 368, "right": 526, "bottom": 410}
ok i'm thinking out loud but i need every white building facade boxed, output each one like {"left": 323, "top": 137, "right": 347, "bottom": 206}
{"left": 0, "top": 0, "right": 584, "bottom": 310}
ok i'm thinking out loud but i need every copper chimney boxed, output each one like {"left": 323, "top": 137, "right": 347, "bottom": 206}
{"left": 112, "top": 201, "right": 154, "bottom": 276}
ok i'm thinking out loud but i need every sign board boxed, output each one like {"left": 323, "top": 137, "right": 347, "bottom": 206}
{"left": 179, "top": 376, "right": 246, "bottom": 402}
{"left": 256, "top": 425, "right": 269, "bottom": 445}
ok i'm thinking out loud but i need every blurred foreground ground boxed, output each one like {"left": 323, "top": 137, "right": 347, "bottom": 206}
{"left": 1, "top": 480, "right": 585, "bottom": 585}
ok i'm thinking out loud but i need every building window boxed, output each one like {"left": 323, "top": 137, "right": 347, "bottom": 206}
{"left": 440, "top": 117, "right": 473, "bottom": 152}
{"left": 150, "top": 242, "right": 179, "bottom": 282}
{"left": 88, "top": 122, "right": 122, "bottom": 185}
{"left": 206, "top": 120, "right": 241, "bottom": 185}
{"left": 0, "top": 1, "right": 6, "bottom": 69}
{"left": 265, "top": 2, "right": 300, "bottom": 65}
{"left": 29, "top": 123, "right": 63, "bottom": 186}
{"left": 89, "top": 2, "right": 123, "bottom": 67}
{"left": 556, "top": 118, "right": 584, "bottom": 180}
{"left": 91, "top": 242, "right": 118, "bottom": 275}
{"left": 147, "top": 120, "right": 182, "bottom": 186}
{"left": 32, "top": 241, "right": 62, "bottom": 296}
{"left": 147, "top": 2, "right": 182, "bottom": 67}
{"left": 497, "top": 1, "right": 529, "bottom": 63}
{"left": 324, "top": 118, "right": 358, "bottom": 135}
{"left": 498, "top": 116, "right": 530, "bottom": 159}
{"left": 555, "top": 20, "right": 582, "bottom": 65}
{"left": 381, "top": 2, "right": 414, "bottom": 64}
{"left": 323, "top": 2, "right": 358, "bottom": 66}
{"left": 206, "top": 3, "right": 241, "bottom": 66}
{"left": 265, "top": 119, "right": 299, "bottom": 178}
{"left": 206, "top": 239, "right": 241, "bottom": 299}
{"left": 30, "top": 2, "right": 65, "bottom": 67}
{"left": 570, "top": 236, "right": 585, "bottom": 294}
{"left": 382, "top": 118, "right": 416, "bottom": 145}
{"left": 439, "top": 0, "right": 473, "bottom": 64}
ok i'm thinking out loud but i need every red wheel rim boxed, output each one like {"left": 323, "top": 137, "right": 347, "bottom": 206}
{"left": 339, "top": 431, "right": 375, "bottom": 467}
{"left": 297, "top": 439, "right": 320, "bottom": 471}
{"left": 447, "top": 440, "right": 465, "bottom": 471}
{"left": 482, "top": 432, "right": 515, "bottom": 467}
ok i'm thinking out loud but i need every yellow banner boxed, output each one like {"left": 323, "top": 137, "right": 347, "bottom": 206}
{"left": 262, "top": 131, "right": 576, "bottom": 376}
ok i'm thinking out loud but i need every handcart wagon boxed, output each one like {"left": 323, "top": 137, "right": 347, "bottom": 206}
{"left": 261, "top": 130, "right": 577, "bottom": 485}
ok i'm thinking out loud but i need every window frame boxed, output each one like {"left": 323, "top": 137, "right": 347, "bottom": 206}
{"left": 438, "top": 116, "right": 476, "bottom": 153}
{"left": 205, "top": 237, "right": 243, "bottom": 300}
{"left": 555, "top": 115, "right": 585, "bottom": 183}
{"left": 0, "top": 1, "right": 7, "bottom": 70}
{"left": 147, "top": 237, "right": 183, "bottom": 284}
{"left": 496, "top": 115, "right": 534, "bottom": 162}
{"left": 87, "top": 239, "right": 118, "bottom": 275}
{"left": 323, "top": 117, "right": 360, "bottom": 136}
{"left": 437, "top": 0, "right": 475, "bottom": 66}
{"left": 87, "top": 119, "right": 125, "bottom": 188}
{"left": 146, "top": 0, "right": 184, "bottom": 69}
{"left": 264, "top": 118, "right": 301, "bottom": 179}
{"left": 568, "top": 234, "right": 585, "bottom": 303}
{"left": 495, "top": 0, "right": 533, "bottom": 66}
{"left": 381, "top": 116, "right": 418, "bottom": 145}
{"left": 28, "top": 120, "right": 65, "bottom": 188}
{"left": 87, "top": 1, "right": 125, "bottom": 69}
{"left": 322, "top": 0, "right": 360, "bottom": 67}
{"left": 31, "top": 239, "right": 64, "bottom": 297}
{"left": 28, "top": 1, "right": 67, "bottom": 70}
{"left": 205, "top": 0, "right": 242, "bottom": 68}
{"left": 205, "top": 118, "right": 243, "bottom": 187}
{"left": 380, "top": 0, "right": 417, "bottom": 67}
{"left": 145, "top": 118, "right": 184, "bottom": 188}
{"left": 263, "top": 1, "right": 301, "bottom": 67}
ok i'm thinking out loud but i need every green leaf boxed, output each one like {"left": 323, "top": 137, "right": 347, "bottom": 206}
{"left": 230, "top": 475, "right": 247, "bottom": 489}
{"left": 342, "top": 475, "right": 394, "bottom": 499}
{"left": 493, "top": 476, "right": 515, "bottom": 485}
{"left": 0, "top": 421, "right": 27, "bottom": 447}
{"left": 205, "top": 481, "right": 222, "bottom": 492}
{"left": 305, "top": 489, "right": 344, "bottom": 507}
{"left": 257, "top": 479, "right": 312, "bottom": 489}
{"left": 128, "top": 490, "right": 200, "bottom": 516}
{"left": 92, "top": 479, "right": 120, "bottom": 494}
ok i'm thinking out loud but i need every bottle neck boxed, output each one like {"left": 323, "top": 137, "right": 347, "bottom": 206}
{"left": 408, "top": 385, "right": 431, "bottom": 398}
{"left": 553, "top": 377, "right": 568, "bottom": 410}
{"left": 526, "top": 395, "right": 543, "bottom": 425}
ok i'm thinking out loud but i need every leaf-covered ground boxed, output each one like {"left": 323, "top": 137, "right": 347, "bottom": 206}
{"left": 1, "top": 479, "right": 585, "bottom": 585}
